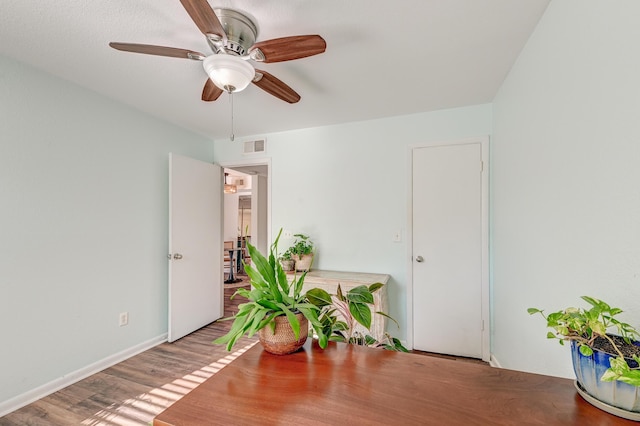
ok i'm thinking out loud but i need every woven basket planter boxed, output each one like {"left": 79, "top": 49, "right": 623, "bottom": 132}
{"left": 259, "top": 312, "right": 308, "bottom": 355}
{"left": 280, "top": 259, "right": 295, "bottom": 271}
{"left": 294, "top": 254, "right": 314, "bottom": 272}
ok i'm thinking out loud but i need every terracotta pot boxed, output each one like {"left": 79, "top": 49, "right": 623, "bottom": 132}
{"left": 294, "top": 254, "right": 314, "bottom": 272}
{"left": 259, "top": 313, "right": 308, "bottom": 355}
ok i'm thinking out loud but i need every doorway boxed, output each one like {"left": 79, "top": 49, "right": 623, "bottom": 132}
{"left": 409, "top": 138, "right": 489, "bottom": 361}
{"left": 221, "top": 159, "right": 270, "bottom": 269}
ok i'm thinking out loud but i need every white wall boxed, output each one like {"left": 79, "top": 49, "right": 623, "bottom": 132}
{"left": 252, "top": 174, "right": 268, "bottom": 254}
{"left": 0, "top": 55, "right": 213, "bottom": 408}
{"left": 492, "top": 0, "right": 640, "bottom": 378}
{"left": 223, "top": 192, "right": 239, "bottom": 241}
{"left": 213, "top": 104, "right": 493, "bottom": 339}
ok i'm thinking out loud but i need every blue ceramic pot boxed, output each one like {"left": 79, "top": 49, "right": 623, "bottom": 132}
{"left": 571, "top": 339, "right": 640, "bottom": 413}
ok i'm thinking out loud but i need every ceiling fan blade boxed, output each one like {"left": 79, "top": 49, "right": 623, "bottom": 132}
{"left": 109, "top": 42, "right": 205, "bottom": 60}
{"left": 249, "top": 35, "right": 326, "bottom": 63}
{"left": 202, "top": 79, "right": 223, "bottom": 102}
{"left": 253, "top": 69, "right": 301, "bottom": 104}
{"left": 179, "top": 0, "right": 226, "bottom": 41}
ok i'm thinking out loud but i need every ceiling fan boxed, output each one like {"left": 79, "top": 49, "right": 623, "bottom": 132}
{"left": 109, "top": 0, "right": 326, "bottom": 104}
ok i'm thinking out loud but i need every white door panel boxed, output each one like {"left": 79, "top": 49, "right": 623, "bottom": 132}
{"left": 412, "top": 142, "right": 485, "bottom": 358}
{"left": 168, "top": 154, "right": 223, "bottom": 342}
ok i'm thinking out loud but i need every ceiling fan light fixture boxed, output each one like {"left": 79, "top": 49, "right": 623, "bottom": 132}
{"left": 224, "top": 172, "right": 237, "bottom": 193}
{"left": 203, "top": 55, "right": 255, "bottom": 93}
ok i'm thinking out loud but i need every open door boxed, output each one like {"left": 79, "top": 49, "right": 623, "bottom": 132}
{"left": 168, "top": 153, "right": 223, "bottom": 342}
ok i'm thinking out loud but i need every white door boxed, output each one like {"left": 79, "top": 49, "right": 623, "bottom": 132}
{"left": 411, "top": 140, "right": 488, "bottom": 359}
{"left": 168, "top": 154, "right": 223, "bottom": 342}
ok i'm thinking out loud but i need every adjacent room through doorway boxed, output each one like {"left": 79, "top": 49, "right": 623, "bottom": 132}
{"left": 221, "top": 162, "right": 270, "bottom": 281}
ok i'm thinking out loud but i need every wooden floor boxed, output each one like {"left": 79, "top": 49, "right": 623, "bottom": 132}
{"left": 1, "top": 275, "right": 486, "bottom": 425}
{"left": 0, "top": 278, "right": 256, "bottom": 426}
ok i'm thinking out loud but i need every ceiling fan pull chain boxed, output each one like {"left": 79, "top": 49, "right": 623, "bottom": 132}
{"left": 229, "top": 91, "right": 235, "bottom": 142}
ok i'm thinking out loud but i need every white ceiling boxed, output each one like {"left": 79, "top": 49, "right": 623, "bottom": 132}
{"left": 1, "top": 0, "right": 550, "bottom": 141}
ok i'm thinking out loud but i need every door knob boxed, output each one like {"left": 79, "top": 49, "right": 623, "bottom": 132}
{"left": 173, "top": 253, "right": 183, "bottom": 260}
{"left": 415, "top": 255, "right": 424, "bottom": 263}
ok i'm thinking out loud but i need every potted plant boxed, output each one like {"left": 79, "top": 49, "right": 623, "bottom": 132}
{"left": 278, "top": 249, "right": 295, "bottom": 272}
{"left": 528, "top": 296, "right": 640, "bottom": 417}
{"left": 214, "top": 229, "right": 329, "bottom": 355}
{"left": 215, "top": 229, "right": 406, "bottom": 355}
{"left": 306, "top": 283, "right": 408, "bottom": 352}
{"left": 289, "top": 233, "right": 314, "bottom": 272}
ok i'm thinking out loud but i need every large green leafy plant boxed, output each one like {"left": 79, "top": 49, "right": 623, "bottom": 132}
{"left": 214, "top": 230, "right": 328, "bottom": 351}
{"left": 528, "top": 296, "right": 640, "bottom": 386}
{"left": 307, "top": 283, "right": 408, "bottom": 352}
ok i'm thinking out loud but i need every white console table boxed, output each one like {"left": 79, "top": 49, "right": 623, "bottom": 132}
{"left": 297, "top": 270, "right": 390, "bottom": 341}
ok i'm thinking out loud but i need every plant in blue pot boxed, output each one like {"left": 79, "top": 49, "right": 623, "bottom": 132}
{"left": 529, "top": 296, "right": 640, "bottom": 419}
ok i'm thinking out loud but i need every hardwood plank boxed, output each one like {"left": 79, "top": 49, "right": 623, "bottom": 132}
{"left": 0, "top": 399, "right": 86, "bottom": 426}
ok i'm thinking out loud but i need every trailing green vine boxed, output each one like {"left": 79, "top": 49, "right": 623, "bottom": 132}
{"left": 528, "top": 296, "right": 640, "bottom": 386}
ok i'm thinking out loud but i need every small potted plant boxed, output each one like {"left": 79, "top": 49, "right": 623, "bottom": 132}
{"left": 214, "top": 229, "right": 405, "bottom": 355}
{"left": 214, "top": 229, "right": 329, "bottom": 355}
{"left": 528, "top": 296, "right": 640, "bottom": 417}
{"left": 289, "top": 233, "right": 314, "bottom": 272}
{"left": 278, "top": 249, "right": 295, "bottom": 272}
{"left": 307, "top": 283, "right": 408, "bottom": 352}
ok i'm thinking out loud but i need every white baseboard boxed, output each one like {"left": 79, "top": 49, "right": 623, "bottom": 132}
{"left": 0, "top": 333, "right": 167, "bottom": 418}
{"left": 489, "top": 354, "right": 503, "bottom": 369}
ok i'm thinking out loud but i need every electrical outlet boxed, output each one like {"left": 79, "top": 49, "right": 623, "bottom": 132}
{"left": 283, "top": 230, "right": 294, "bottom": 238}
{"left": 119, "top": 312, "right": 129, "bottom": 327}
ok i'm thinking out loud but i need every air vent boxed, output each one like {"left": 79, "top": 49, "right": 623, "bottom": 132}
{"left": 244, "top": 139, "right": 266, "bottom": 154}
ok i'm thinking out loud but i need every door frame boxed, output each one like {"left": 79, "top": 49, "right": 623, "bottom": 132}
{"left": 406, "top": 136, "right": 490, "bottom": 361}
{"left": 219, "top": 157, "right": 272, "bottom": 252}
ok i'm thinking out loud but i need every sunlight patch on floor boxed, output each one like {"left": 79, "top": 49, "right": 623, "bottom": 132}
{"left": 81, "top": 341, "right": 257, "bottom": 426}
